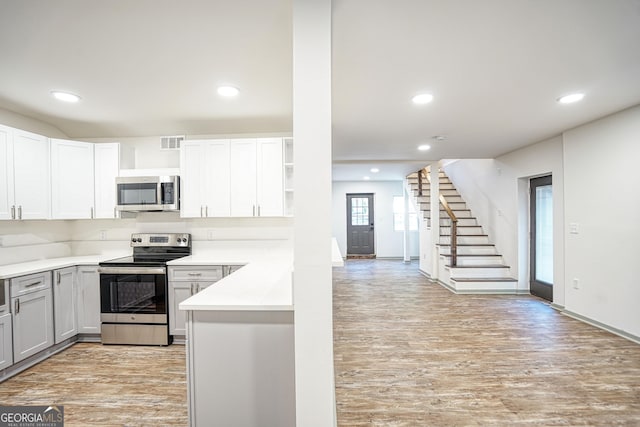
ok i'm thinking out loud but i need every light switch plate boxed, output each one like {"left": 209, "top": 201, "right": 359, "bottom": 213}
{"left": 569, "top": 223, "right": 579, "bottom": 234}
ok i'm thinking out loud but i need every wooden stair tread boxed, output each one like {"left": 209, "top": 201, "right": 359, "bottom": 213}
{"left": 446, "top": 264, "right": 510, "bottom": 268}
{"left": 441, "top": 253, "right": 501, "bottom": 257}
{"left": 450, "top": 277, "right": 518, "bottom": 282}
{"left": 438, "top": 243, "right": 495, "bottom": 247}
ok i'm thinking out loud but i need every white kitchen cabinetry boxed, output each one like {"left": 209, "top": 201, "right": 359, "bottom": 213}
{"left": 180, "top": 139, "right": 230, "bottom": 218}
{"left": 94, "top": 142, "right": 121, "bottom": 219}
{"left": 168, "top": 266, "right": 224, "bottom": 336}
{"left": 53, "top": 267, "right": 78, "bottom": 344}
{"left": 76, "top": 266, "right": 101, "bottom": 334}
{"left": 0, "top": 312, "right": 12, "bottom": 370}
{"left": 0, "top": 125, "right": 14, "bottom": 220}
{"left": 230, "top": 138, "right": 283, "bottom": 217}
{"left": 51, "top": 139, "right": 95, "bottom": 219}
{"left": 11, "top": 272, "right": 54, "bottom": 363}
{"left": 0, "top": 126, "right": 50, "bottom": 220}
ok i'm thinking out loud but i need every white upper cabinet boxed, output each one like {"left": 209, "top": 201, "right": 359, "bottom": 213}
{"left": 94, "top": 143, "right": 120, "bottom": 218}
{"left": 51, "top": 139, "right": 95, "bottom": 219}
{"left": 230, "top": 139, "right": 258, "bottom": 216}
{"left": 0, "top": 125, "right": 15, "bottom": 220}
{"left": 256, "top": 138, "right": 284, "bottom": 217}
{"left": 0, "top": 127, "right": 50, "bottom": 220}
{"left": 181, "top": 137, "right": 284, "bottom": 218}
{"left": 180, "top": 139, "right": 230, "bottom": 218}
{"left": 230, "top": 138, "right": 284, "bottom": 217}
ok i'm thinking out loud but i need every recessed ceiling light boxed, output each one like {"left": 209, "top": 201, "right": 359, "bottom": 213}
{"left": 363, "top": 176, "right": 370, "bottom": 181}
{"left": 370, "top": 168, "right": 380, "bottom": 173}
{"left": 557, "top": 93, "right": 585, "bottom": 104}
{"left": 51, "top": 91, "right": 81, "bottom": 103}
{"left": 412, "top": 93, "right": 434, "bottom": 105}
{"left": 433, "top": 135, "right": 447, "bottom": 141}
{"left": 217, "top": 86, "right": 240, "bottom": 97}
{"left": 418, "top": 144, "right": 431, "bottom": 151}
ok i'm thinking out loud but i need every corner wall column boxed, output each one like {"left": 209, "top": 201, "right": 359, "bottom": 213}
{"left": 293, "top": 0, "right": 335, "bottom": 426}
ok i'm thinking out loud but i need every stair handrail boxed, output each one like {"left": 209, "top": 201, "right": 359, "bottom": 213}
{"left": 416, "top": 166, "right": 430, "bottom": 197}
{"left": 439, "top": 194, "right": 458, "bottom": 267}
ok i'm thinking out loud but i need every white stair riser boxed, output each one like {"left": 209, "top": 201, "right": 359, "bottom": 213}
{"left": 441, "top": 195, "right": 464, "bottom": 203}
{"left": 440, "top": 227, "right": 484, "bottom": 236}
{"left": 440, "top": 235, "right": 489, "bottom": 245}
{"left": 439, "top": 218, "right": 477, "bottom": 226}
{"left": 440, "top": 255, "right": 503, "bottom": 266}
{"left": 451, "top": 280, "right": 518, "bottom": 292}
{"left": 439, "top": 246, "right": 498, "bottom": 256}
{"left": 440, "top": 210, "right": 472, "bottom": 218}
{"left": 446, "top": 267, "right": 511, "bottom": 278}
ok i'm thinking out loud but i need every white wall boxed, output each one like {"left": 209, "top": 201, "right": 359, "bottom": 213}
{"left": 563, "top": 105, "right": 640, "bottom": 338}
{"left": 0, "top": 107, "right": 68, "bottom": 138}
{"left": 443, "top": 136, "right": 565, "bottom": 301}
{"left": 332, "top": 181, "right": 419, "bottom": 258}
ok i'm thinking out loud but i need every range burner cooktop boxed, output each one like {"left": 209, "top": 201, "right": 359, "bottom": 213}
{"left": 99, "top": 233, "right": 192, "bottom": 267}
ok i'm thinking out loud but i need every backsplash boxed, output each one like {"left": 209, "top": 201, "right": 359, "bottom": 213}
{"left": 0, "top": 220, "right": 73, "bottom": 265}
{"left": 0, "top": 214, "right": 293, "bottom": 266}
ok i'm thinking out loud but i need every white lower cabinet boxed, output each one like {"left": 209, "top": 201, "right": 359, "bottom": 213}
{"left": 0, "top": 312, "right": 12, "bottom": 370}
{"left": 76, "top": 266, "right": 101, "bottom": 334}
{"left": 168, "top": 266, "right": 224, "bottom": 336}
{"left": 11, "top": 272, "right": 54, "bottom": 363}
{"left": 53, "top": 267, "right": 78, "bottom": 344}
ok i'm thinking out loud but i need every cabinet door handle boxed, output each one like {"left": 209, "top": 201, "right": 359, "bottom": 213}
{"left": 57, "top": 271, "right": 61, "bottom": 284}
{"left": 11, "top": 205, "right": 15, "bottom": 219}
{"left": 253, "top": 205, "right": 256, "bottom": 216}
{"left": 114, "top": 207, "right": 117, "bottom": 218}
{"left": 15, "top": 299, "right": 19, "bottom": 314}
{"left": 197, "top": 284, "right": 201, "bottom": 293}
{"left": 18, "top": 205, "right": 22, "bottom": 219}
{"left": 91, "top": 207, "right": 94, "bottom": 219}
{"left": 258, "top": 205, "right": 261, "bottom": 216}
{"left": 200, "top": 206, "right": 204, "bottom": 217}
{"left": 26, "top": 281, "right": 42, "bottom": 288}
{"left": 206, "top": 206, "right": 209, "bottom": 217}
{"left": 188, "top": 272, "right": 202, "bottom": 277}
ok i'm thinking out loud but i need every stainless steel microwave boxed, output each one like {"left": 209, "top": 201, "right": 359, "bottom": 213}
{"left": 115, "top": 176, "right": 180, "bottom": 212}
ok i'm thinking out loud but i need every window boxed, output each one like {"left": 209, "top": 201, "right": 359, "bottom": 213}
{"left": 393, "top": 196, "right": 418, "bottom": 231}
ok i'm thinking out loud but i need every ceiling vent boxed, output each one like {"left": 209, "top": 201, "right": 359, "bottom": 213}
{"left": 160, "top": 135, "right": 184, "bottom": 150}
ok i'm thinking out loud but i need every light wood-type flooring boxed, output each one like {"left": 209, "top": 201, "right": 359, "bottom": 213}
{"left": 0, "top": 343, "right": 187, "bottom": 426}
{"left": 333, "top": 259, "right": 640, "bottom": 426}
{"left": 2, "top": 259, "right": 639, "bottom": 426}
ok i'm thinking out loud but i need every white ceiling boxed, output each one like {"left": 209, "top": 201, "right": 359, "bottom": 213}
{"left": 1, "top": 0, "right": 640, "bottom": 181}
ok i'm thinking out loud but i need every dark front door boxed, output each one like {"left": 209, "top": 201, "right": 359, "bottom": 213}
{"left": 346, "top": 193, "right": 375, "bottom": 255}
{"left": 530, "top": 175, "right": 553, "bottom": 301}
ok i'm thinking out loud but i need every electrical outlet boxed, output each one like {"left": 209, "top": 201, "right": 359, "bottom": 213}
{"left": 207, "top": 230, "right": 215, "bottom": 240}
{"left": 99, "top": 230, "right": 107, "bottom": 241}
{"left": 573, "top": 278, "right": 579, "bottom": 289}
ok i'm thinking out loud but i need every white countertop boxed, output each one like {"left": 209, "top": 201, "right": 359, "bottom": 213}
{"left": 176, "top": 243, "right": 294, "bottom": 312}
{"left": 0, "top": 238, "right": 344, "bottom": 312}
{"left": 0, "top": 254, "right": 127, "bottom": 279}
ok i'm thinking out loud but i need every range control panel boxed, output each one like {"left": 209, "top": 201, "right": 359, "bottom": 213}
{"left": 130, "top": 233, "right": 191, "bottom": 247}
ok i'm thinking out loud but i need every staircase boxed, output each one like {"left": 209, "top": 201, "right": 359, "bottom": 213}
{"left": 407, "top": 169, "right": 518, "bottom": 294}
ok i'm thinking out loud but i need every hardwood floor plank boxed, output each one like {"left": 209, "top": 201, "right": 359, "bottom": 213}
{"left": 333, "top": 259, "right": 640, "bottom": 426}
{"left": 0, "top": 343, "right": 187, "bottom": 426}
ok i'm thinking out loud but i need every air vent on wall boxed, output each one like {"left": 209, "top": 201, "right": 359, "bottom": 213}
{"left": 160, "top": 135, "right": 184, "bottom": 150}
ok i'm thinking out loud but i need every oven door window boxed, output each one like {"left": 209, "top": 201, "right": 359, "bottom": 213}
{"left": 100, "top": 274, "right": 166, "bottom": 314}
{"left": 118, "top": 183, "right": 158, "bottom": 206}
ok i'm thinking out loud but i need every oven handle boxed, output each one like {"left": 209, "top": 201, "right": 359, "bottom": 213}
{"left": 98, "top": 267, "right": 166, "bottom": 275}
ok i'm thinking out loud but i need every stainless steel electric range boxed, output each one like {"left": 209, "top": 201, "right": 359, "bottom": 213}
{"left": 98, "top": 233, "right": 191, "bottom": 345}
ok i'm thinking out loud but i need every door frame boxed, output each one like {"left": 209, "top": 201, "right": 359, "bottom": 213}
{"left": 346, "top": 193, "right": 375, "bottom": 256}
{"left": 530, "top": 175, "right": 553, "bottom": 301}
